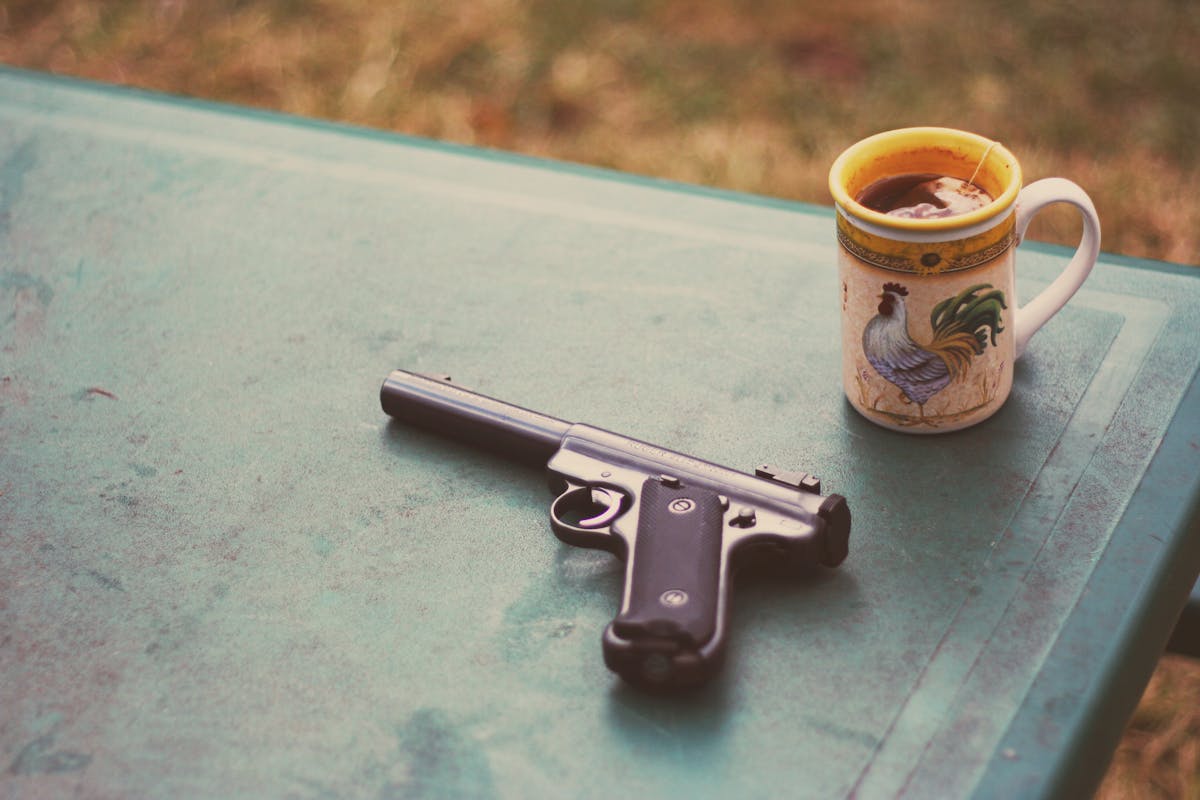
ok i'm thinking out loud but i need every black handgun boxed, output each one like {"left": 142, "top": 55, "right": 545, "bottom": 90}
{"left": 380, "top": 369, "right": 850, "bottom": 688}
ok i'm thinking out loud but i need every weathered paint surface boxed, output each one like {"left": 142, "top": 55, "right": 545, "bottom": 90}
{"left": 0, "top": 69, "right": 1198, "bottom": 799}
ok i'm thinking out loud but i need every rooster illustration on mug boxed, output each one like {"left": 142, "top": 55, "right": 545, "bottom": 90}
{"left": 862, "top": 282, "right": 1007, "bottom": 416}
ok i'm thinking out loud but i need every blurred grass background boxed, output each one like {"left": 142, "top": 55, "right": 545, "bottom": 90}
{"left": 0, "top": 1, "right": 1196, "bottom": 796}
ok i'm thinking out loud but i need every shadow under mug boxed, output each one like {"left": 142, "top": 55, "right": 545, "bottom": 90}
{"left": 828, "top": 127, "right": 1101, "bottom": 434}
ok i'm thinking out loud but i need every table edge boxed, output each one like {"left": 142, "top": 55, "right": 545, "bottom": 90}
{"left": 976, "top": 364, "right": 1200, "bottom": 799}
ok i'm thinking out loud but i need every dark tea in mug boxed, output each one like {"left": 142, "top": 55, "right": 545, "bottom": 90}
{"left": 856, "top": 173, "right": 994, "bottom": 219}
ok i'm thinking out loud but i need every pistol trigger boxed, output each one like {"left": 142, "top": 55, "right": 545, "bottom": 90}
{"left": 550, "top": 484, "right": 628, "bottom": 542}
{"left": 579, "top": 487, "right": 623, "bottom": 529}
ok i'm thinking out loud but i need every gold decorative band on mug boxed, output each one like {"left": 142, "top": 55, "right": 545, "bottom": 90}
{"left": 836, "top": 212, "right": 1016, "bottom": 275}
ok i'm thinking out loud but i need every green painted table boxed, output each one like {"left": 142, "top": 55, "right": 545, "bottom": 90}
{"left": 2, "top": 68, "right": 1198, "bottom": 799}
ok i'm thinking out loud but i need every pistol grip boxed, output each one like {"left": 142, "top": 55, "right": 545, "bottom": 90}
{"left": 605, "top": 477, "right": 726, "bottom": 687}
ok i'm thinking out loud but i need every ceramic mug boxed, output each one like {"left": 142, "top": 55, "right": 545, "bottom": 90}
{"left": 828, "top": 127, "right": 1101, "bottom": 433}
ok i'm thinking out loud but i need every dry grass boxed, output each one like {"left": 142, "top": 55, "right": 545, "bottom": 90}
{"left": 1106, "top": 654, "right": 1200, "bottom": 800}
{"left": 1, "top": 2, "right": 1197, "bottom": 796}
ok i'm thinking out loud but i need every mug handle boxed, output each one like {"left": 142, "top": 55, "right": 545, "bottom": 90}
{"left": 1012, "top": 178, "right": 1102, "bottom": 358}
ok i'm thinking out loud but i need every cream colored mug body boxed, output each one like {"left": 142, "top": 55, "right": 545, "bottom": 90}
{"left": 829, "top": 128, "right": 1101, "bottom": 433}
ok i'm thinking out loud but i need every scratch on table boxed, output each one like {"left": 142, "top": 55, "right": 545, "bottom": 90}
{"left": 7, "top": 733, "right": 92, "bottom": 775}
{"left": 0, "top": 139, "right": 36, "bottom": 238}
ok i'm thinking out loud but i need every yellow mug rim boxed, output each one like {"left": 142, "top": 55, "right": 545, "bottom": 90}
{"left": 829, "top": 127, "right": 1022, "bottom": 232}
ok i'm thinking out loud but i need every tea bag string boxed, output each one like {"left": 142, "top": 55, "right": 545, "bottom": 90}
{"left": 967, "top": 140, "right": 998, "bottom": 189}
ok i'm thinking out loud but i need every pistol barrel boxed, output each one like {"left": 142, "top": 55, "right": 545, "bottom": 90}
{"left": 380, "top": 370, "right": 570, "bottom": 465}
